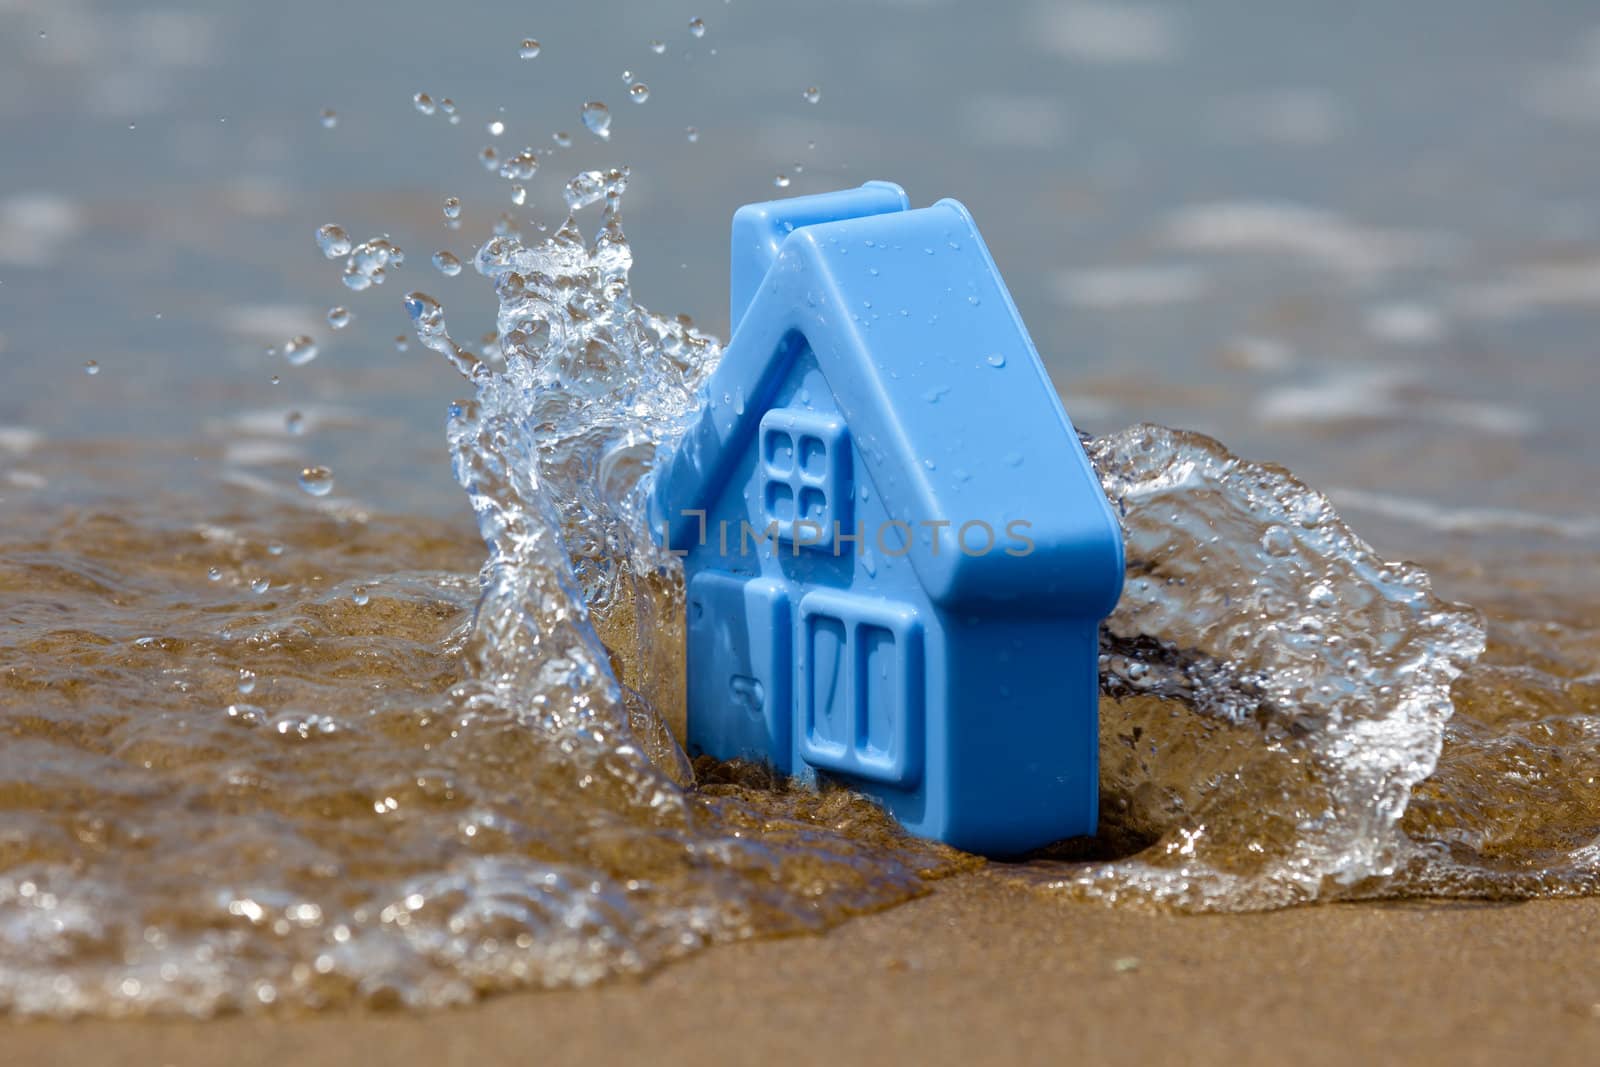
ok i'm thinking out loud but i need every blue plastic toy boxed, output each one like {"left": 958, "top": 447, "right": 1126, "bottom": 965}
{"left": 652, "top": 182, "right": 1124, "bottom": 855}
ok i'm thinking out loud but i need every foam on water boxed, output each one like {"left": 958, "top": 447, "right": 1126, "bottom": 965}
{"left": 2, "top": 166, "right": 1598, "bottom": 1018}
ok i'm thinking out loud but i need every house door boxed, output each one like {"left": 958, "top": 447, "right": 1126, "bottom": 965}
{"left": 685, "top": 570, "right": 793, "bottom": 773}
{"left": 796, "top": 589, "right": 923, "bottom": 790}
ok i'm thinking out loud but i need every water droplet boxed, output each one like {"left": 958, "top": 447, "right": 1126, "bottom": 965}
{"left": 238, "top": 669, "right": 257, "bottom": 695}
{"left": 803, "top": 86, "right": 822, "bottom": 104}
{"left": 985, "top": 352, "right": 1006, "bottom": 368}
{"left": 478, "top": 145, "right": 499, "bottom": 170}
{"left": 394, "top": 335, "right": 409, "bottom": 352}
{"left": 497, "top": 147, "right": 538, "bottom": 181}
{"left": 283, "top": 336, "right": 319, "bottom": 366}
{"left": 563, "top": 168, "right": 629, "bottom": 211}
{"left": 316, "top": 224, "right": 352, "bottom": 258}
{"left": 774, "top": 173, "right": 791, "bottom": 188}
{"left": 285, "top": 410, "right": 305, "bottom": 435}
{"left": 267, "top": 542, "right": 285, "bottom": 557}
{"left": 297, "top": 465, "right": 334, "bottom": 496}
{"left": 352, "top": 586, "right": 370, "bottom": 606}
{"left": 440, "top": 98, "right": 458, "bottom": 125}
{"left": 511, "top": 184, "right": 527, "bottom": 206}
{"left": 581, "top": 101, "right": 611, "bottom": 140}
{"left": 685, "top": 126, "right": 699, "bottom": 143}
{"left": 83, "top": 360, "right": 99, "bottom": 376}
{"left": 339, "top": 235, "right": 404, "bottom": 291}
{"left": 269, "top": 375, "right": 280, "bottom": 385}
{"left": 650, "top": 39, "right": 666, "bottom": 54}
{"left": 519, "top": 38, "right": 540, "bottom": 59}
{"left": 251, "top": 577, "right": 270, "bottom": 594}
{"left": 620, "top": 69, "right": 634, "bottom": 83}
{"left": 689, "top": 17, "right": 706, "bottom": 38}
{"left": 412, "top": 92, "right": 435, "bottom": 115}
{"left": 207, "top": 566, "right": 223, "bottom": 582}
{"left": 628, "top": 82, "right": 650, "bottom": 104}
{"left": 442, "top": 196, "right": 461, "bottom": 220}
{"left": 326, "top": 306, "right": 351, "bottom": 329}
{"left": 433, "top": 251, "right": 462, "bottom": 276}
{"left": 319, "top": 108, "right": 338, "bottom": 129}
{"left": 486, "top": 119, "right": 505, "bottom": 137}
{"left": 552, "top": 130, "right": 573, "bottom": 148}
{"left": 1261, "top": 525, "right": 1295, "bottom": 558}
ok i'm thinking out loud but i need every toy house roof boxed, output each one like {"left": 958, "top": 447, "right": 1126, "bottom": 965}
{"left": 653, "top": 183, "right": 1123, "bottom": 617}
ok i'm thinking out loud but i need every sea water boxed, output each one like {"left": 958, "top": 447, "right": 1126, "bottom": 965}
{"left": 2, "top": 167, "right": 1596, "bottom": 1017}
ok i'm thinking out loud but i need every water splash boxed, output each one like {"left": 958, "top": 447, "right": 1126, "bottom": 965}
{"left": 408, "top": 166, "right": 715, "bottom": 772}
{"left": 1014, "top": 425, "right": 1486, "bottom": 909}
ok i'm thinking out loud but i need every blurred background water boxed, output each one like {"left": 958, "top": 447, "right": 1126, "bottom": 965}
{"left": 4, "top": 0, "right": 1597, "bottom": 554}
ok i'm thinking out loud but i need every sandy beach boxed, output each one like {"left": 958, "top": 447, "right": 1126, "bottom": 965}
{"left": 12, "top": 874, "right": 1600, "bottom": 1066}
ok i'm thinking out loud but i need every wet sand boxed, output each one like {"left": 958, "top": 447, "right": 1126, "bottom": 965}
{"left": 12, "top": 873, "right": 1600, "bottom": 1066}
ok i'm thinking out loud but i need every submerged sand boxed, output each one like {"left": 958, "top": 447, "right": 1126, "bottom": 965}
{"left": 12, "top": 873, "right": 1600, "bottom": 1066}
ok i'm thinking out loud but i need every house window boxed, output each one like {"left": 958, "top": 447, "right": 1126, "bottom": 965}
{"left": 758, "top": 408, "right": 850, "bottom": 547}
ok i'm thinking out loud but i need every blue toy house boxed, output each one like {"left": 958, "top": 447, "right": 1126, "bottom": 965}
{"left": 652, "top": 182, "right": 1124, "bottom": 855}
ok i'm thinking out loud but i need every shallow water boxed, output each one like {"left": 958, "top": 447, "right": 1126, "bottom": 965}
{"left": 2, "top": 0, "right": 1599, "bottom": 1018}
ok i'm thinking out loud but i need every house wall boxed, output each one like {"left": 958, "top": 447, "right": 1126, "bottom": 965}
{"left": 930, "top": 612, "right": 1101, "bottom": 854}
